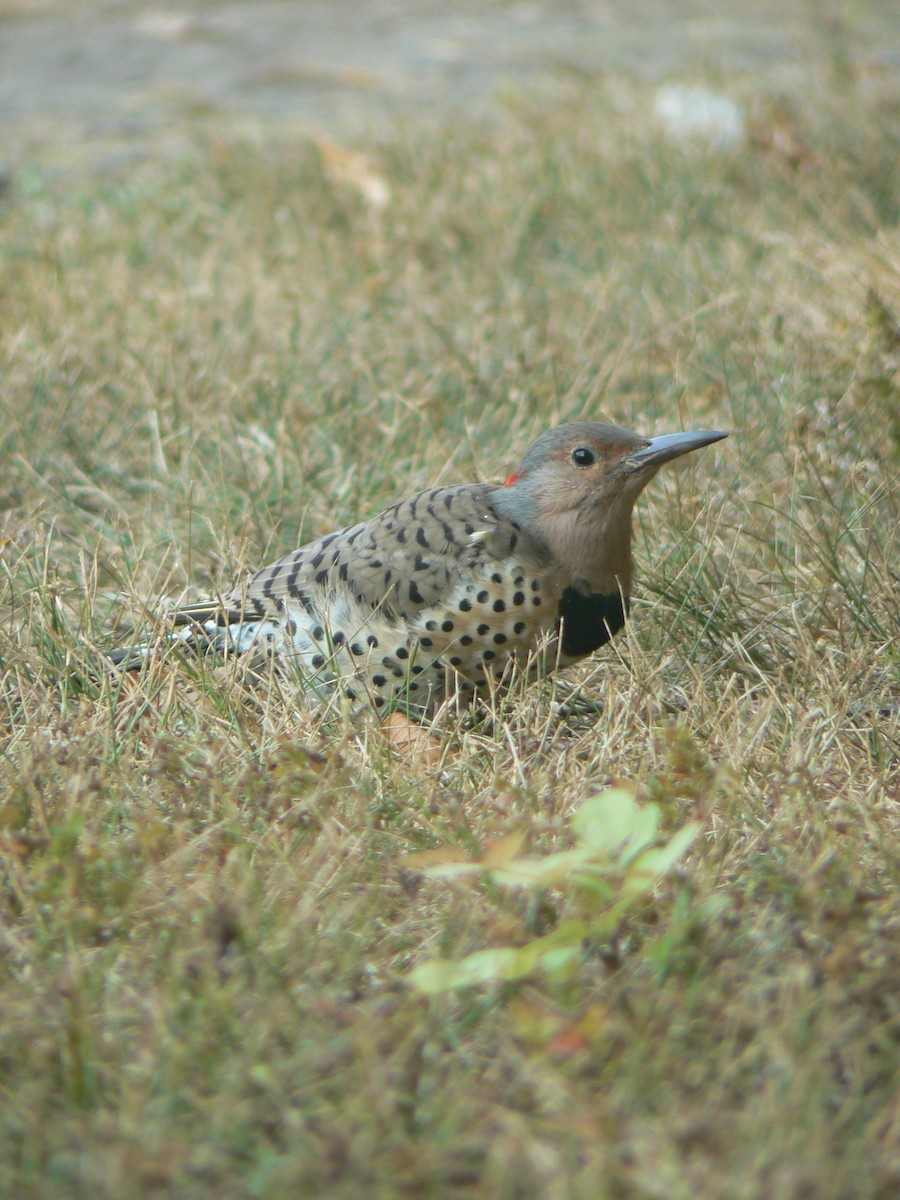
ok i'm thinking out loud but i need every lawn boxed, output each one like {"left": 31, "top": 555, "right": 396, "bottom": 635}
{"left": 1, "top": 49, "right": 898, "bottom": 1200}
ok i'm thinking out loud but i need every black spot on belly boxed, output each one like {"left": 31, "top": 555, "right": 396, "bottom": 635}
{"left": 558, "top": 589, "right": 629, "bottom": 657}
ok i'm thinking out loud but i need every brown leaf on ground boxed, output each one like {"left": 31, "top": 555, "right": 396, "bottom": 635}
{"left": 314, "top": 137, "right": 391, "bottom": 209}
{"left": 382, "top": 712, "right": 448, "bottom": 770}
{"left": 480, "top": 830, "right": 527, "bottom": 866}
{"left": 396, "top": 846, "right": 467, "bottom": 870}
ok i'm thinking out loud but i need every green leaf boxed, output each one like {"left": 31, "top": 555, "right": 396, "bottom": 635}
{"left": 621, "top": 823, "right": 701, "bottom": 897}
{"left": 420, "top": 847, "right": 593, "bottom": 888}
{"left": 408, "top": 951, "right": 513, "bottom": 994}
{"left": 490, "top": 848, "right": 592, "bottom": 887}
{"left": 409, "top": 920, "right": 590, "bottom": 994}
{"left": 405, "top": 790, "right": 704, "bottom": 993}
{"left": 618, "top": 804, "right": 663, "bottom": 864}
{"left": 571, "top": 789, "right": 658, "bottom": 856}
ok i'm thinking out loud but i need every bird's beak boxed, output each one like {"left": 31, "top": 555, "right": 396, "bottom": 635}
{"left": 625, "top": 429, "right": 728, "bottom": 470}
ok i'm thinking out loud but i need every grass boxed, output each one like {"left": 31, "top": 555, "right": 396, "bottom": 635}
{"left": 1, "top": 53, "right": 899, "bottom": 1200}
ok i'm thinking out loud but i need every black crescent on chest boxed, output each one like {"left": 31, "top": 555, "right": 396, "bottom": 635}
{"left": 557, "top": 587, "right": 629, "bottom": 657}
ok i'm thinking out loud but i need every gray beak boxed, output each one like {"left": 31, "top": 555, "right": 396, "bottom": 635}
{"left": 626, "top": 429, "right": 728, "bottom": 470}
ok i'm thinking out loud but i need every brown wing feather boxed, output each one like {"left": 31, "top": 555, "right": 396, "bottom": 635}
{"left": 207, "top": 483, "right": 523, "bottom": 616}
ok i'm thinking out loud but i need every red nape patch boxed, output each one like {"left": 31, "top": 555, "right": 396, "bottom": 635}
{"left": 503, "top": 471, "right": 519, "bottom": 487}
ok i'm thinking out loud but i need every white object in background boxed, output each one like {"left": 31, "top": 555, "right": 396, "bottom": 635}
{"left": 653, "top": 85, "right": 745, "bottom": 149}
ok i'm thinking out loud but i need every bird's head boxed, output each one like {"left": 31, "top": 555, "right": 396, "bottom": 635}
{"left": 493, "top": 421, "right": 727, "bottom": 591}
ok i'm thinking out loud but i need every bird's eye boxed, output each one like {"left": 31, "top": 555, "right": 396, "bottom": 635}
{"left": 571, "top": 446, "right": 596, "bottom": 467}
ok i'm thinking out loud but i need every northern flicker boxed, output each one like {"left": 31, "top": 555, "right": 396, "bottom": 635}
{"left": 111, "top": 422, "right": 726, "bottom": 712}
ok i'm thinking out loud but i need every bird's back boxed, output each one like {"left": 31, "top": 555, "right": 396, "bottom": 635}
{"left": 173, "top": 482, "right": 563, "bottom": 711}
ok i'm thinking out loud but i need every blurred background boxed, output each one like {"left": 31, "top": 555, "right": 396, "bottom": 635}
{"left": 2, "top": 8, "right": 899, "bottom": 1199}
{"left": 2, "top": 0, "right": 898, "bottom": 169}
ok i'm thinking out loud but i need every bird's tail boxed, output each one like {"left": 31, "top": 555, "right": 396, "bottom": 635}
{"left": 104, "top": 604, "right": 236, "bottom": 672}
{"left": 105, "top": 600, "right": 246, "bottom": 671}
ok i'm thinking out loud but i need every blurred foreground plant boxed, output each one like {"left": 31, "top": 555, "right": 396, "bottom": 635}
{"left": 406, "top": 789, "right": 701, "bottom": 994}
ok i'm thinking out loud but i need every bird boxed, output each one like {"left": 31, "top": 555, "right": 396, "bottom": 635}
{"left": 110, "top": 422, "right": 727, "bottom": 714}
